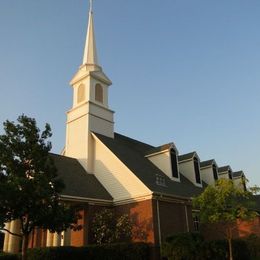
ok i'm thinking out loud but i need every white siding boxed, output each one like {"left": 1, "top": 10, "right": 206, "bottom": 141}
{"left": 148, "top": 151, "right": 180, "bottom": 182}
{"left": 179, "top": 160, "right": 202, "bottom": 188}
{"left": 200, "top": 167, "right": 215, "bottom": 185}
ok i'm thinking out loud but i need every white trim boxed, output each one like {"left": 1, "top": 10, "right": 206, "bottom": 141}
{"left": 145, "top": 149, "right": 169, "bottom": 158}
{"left": 113, "top": 193, "right": 153, "bottom": 206}
{"left": 60, "top": 194, "right": 112, "bottom": 205}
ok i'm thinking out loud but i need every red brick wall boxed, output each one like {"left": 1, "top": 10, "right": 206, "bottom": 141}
{"left": 236, "top": 217, "right": 260, "bottom": 237}
{"left": 202, "top": 216, "right": 260, "bottom": 240}
{"left": 71, "top": 207, "right": 87, "bottom": 246}
{"left": 115, "top": 199, "right": 156, "bottom": 244}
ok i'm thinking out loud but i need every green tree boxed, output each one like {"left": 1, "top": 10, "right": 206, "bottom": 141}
{"left": 92, "top": 208, "right": 132, "bottom": 244}
{"left": 193, "top": 178, "right": 257, "bottom": 260}
{"left": 0, "top": 115, "right": 81, "bottom": 260}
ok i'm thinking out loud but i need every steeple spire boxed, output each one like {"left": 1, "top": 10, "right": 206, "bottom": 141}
{"left": 83, "top": 0, "right": 98, "bottom": 65}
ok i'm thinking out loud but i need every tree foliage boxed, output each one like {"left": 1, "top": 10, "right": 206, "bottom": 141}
{"left": 193, "top": 179, "right": 257, "bottom": 224}
{"left": 193, "top": 178, "right": 258, "bottom": 260}
{"left": 0, "top": 115, "right": 81, "bottom": 259}
{"left": 91, "top": 208, "right": 132, "bottom": 244}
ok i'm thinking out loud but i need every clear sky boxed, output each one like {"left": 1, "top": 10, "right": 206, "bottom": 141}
{"left": 0, "top": 0, "right": 259, "bottom": 186}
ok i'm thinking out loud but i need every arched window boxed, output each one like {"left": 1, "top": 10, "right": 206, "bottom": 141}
{"left": 193, "top": 157, "right": 201, "bottom": 184}
{"left": 95, "top": 83, "right": 103, "bottom": 103}
{"left": 170, "top": 148, "right": 179, "bottom": 178}
{"left": 77, "top": 84, "right": 85, "bottom": 103}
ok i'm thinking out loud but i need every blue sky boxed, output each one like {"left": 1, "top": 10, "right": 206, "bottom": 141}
{"left": 0, "top": 0, "right": 259, "bottom": 186}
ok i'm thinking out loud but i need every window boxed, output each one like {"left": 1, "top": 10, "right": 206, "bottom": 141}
{"left": 228, "top": 170, "right": 232, "bottom": 180}
{"left": 212, "top": 164, "right": 218, "bottom": 180}
{"left": 170, "top": 148, "right": 179, "bottom": 178}
{"left": 77, "top": 84, "right": 85, "bottom": 103}
{"left": 193, "top": 157, "right": 201, "bottom": 184}
{"left": 95, "top": 83, "right": 103, "bottom": 103}
{"left": 156, "top": 175, "right": 166, "bottom": 187}
{"left": 192, "top": 212, "right": 200, "bottom": 231}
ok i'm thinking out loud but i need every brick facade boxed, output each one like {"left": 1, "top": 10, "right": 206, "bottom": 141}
{"left": 202, "top": 216, "right": 260, "bottom": 240}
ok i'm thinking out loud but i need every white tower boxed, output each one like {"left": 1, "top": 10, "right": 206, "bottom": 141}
{"left": 65, "top": 2, "right": 114, "bottom": 172}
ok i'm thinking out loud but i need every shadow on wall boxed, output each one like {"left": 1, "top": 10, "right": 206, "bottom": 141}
{"left": 84, "top": 201, "right": 155, "bottom": 244}
{"left": 115, "top": 201, "right": 155, "bottom": 244}
{"left": 94, "top": 159, "right": 138, "bottom": 200}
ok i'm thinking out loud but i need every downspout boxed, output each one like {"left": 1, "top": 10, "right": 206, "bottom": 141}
{"left": 184, "top": 204, "right": 190, "bottom": 232}
{"left": 156, "top": 198, "right": 162, "bottom": 245}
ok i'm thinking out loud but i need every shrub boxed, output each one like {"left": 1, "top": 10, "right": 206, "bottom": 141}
{"left": 27, "top": 247, "right": 87, "bottom": 260}
{"left": 162, "top": 233, "right": 254, "bottom": 260}
{"left": 243, "top": 234, "right": 260, "bottom": 259}
{"left": 162, "top": 232, "right": 204, "bottom": 260}
{"left": 91, "top": 209, "right": 132, "bottom": 244}
{"left": 0, "top": 252, "right": 20, "bottom": 260}
{"left": 27, "top": 243, "right": 150, "bottom": 260}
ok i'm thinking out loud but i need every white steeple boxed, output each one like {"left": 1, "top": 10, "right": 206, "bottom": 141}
{"left": 82, "top": 0, "right": 98, "bottom": 66}
{"left": 65, "top": 1, "right": 114, "bottom": 170}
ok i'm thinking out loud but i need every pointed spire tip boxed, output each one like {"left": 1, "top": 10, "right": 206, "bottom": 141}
{"left": 90, "top": 0, "right": 93, "bottom": 13}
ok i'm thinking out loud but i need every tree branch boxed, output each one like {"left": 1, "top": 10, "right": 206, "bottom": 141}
{"left": 0, "top": 228, "right": 22, "bottom": 238}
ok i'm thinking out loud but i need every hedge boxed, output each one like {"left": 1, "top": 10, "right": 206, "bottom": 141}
{"left": 162, "top": 233, "right": 259, "bottom": 260}
{"left": 26, "top": 242, "right": 150, "bottom": 260}
{"left": 0, "top": 253, "right": 20, "bottom": 260}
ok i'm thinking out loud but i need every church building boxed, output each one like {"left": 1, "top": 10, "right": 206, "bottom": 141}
{"left": 3, "top": 3, "right": 257, "bottom": 254}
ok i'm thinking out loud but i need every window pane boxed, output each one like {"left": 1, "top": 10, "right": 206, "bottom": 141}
{"left": 95, "top": 83, "right": 103, "bottom": 103}
{"left": 77, "top": 84, "right": 85, "bottom": 103}
{"left": 170, "top": 149, "right": 179, "bottom": 178}
{"left": 193, "top": 158, "right": 201, "bottom": 184}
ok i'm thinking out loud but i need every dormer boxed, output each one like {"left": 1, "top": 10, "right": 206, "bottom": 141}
{"left": 232, "top": 171, "right": 247, "bottom": 191}
{"left": 200, "top": 159, "right": 218, "bottom": 185}
{"left": 178, "top": 152, "right": 202, "bottom": 187}
{"left": 145, "top": 143, "right": 180, "bottom": 181}
{"left": 218, "top": 165, "right": 233, "bottom": 180}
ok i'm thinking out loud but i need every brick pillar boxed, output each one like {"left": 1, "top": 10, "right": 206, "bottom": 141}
{"left": 7, "top": 220, "right": 21, "bottom": 253}
{"left": 62, "top": 229, "right": 71, "bottom": 246}
{"left": 3, "top": 222, "right": 11, "bottom": 252}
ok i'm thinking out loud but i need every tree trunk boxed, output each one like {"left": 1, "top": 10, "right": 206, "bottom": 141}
{"left": 21, "top": 233, "right": 29, "bottom": 260}
{"left": 227, "top": 228, "right": 233, "bottom": 260}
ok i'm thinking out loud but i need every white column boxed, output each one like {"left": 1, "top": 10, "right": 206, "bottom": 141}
{"left": 46, "top": 230, "right": 54, "bottom": 247}
{"left": 3, "top": 222, "right": 11, "bottom": 252}
{"left": 53, "top": 233, "right": 61, "bottom": 247}
{"left": 62, "top": 229, "right": 71, "bottom": 246}
{"left": 7, "top": 220, "right": 21, "bottom": 253}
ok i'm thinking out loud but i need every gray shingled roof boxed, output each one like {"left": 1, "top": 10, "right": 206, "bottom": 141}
{"left": 200, "top": 159, "right": 215, "bottom": 168}
{"left": 145, "top": 143, "right": 173, "bottom": 156}
{"left": 50, "top": 153, "right": 112, "bottom": 201}
{"left": 232, "top": 171, "right": 244, "bottom": 178}
{"left": 95, "top": 133, "right": 205, "bottom": 199}
{"left": 178, "top": 152, "right": 196, "bottom": 162}
{"left": 218, "top": 165, "right": 231, "bottom": 174}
